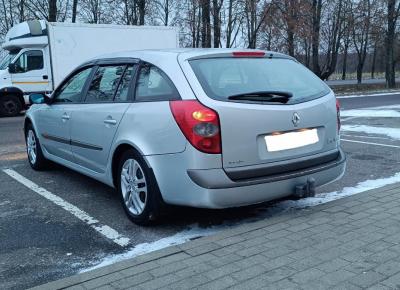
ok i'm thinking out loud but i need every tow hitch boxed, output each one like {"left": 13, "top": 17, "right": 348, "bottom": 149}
{"left": 294, "top": 178, "right": 316, "bottom": 198}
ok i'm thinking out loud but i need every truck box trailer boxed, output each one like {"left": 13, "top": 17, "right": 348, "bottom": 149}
{"left": 0, "top": 20, "right": 179, "bottom": 116}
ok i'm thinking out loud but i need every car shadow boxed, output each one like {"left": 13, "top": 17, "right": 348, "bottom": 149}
{"left": 42, "top": 162, "right": 297, "bottom": 230}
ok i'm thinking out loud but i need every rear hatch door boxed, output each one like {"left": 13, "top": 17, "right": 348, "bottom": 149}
{"left": 179, "top": 51, "right": 339, "bottom": 173}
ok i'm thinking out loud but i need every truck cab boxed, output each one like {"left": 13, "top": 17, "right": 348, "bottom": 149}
{"left": 0, "top": 20, "right": 52, "bottom": 116}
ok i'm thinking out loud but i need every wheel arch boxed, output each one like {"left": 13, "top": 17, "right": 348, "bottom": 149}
{"left": 0, "top": 87, "right": 25, "bottom": 108}
{"left": 24, "top": 117, "right": 35, "bottom": 135}
{"left": 111, "top": 143, "right": 151, "bottom": 188}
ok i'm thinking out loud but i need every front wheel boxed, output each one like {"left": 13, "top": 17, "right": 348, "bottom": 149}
{"left": 117, "top": 150, "right": 164, "bottom": 225}
{"left": 26, "top": 125, "right": 48, "bottom": 170}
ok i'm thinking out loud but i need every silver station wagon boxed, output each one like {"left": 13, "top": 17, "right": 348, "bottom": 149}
{"left": 25, "top": 49, "right": 346, "bottom": 225}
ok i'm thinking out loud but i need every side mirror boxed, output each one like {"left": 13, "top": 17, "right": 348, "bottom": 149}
{"left": 29, "top": 93, "right": 50, "bottom": 105}
{"left": 8, "top": 63, "right": 16, "bottom": 73}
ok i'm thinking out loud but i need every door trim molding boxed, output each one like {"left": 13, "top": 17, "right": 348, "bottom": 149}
{"left": 42, "top": 133, "right": 69, "bottom": 145}
{"left": 70, "top": 139, "right": 103, "bottom": 151}
{"left": 42, "top": 133, "right": 103, "bottom": 151}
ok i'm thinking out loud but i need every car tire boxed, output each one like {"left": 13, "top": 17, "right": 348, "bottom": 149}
{"left": 25, "top": 124, "right": 48, "bottom": 170}
{"left": 0, "top": 95, "right": 22, "bottom": 117}
{"left": 117, "top": 149, "right": 164, "bottom": 225}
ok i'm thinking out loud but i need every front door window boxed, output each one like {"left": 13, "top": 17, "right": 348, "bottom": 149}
{"left": 13, "top": 50, "right": 44, "bottom": 73}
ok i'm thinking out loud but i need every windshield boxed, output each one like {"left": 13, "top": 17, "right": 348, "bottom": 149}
{"left": 0, "top": 52, "right": 18, "bottom": 70}
{"left": 189, "top": 57, "right": 330, "bottom": 104}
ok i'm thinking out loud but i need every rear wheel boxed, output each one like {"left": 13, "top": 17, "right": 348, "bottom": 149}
{"left": 117, "top": 150, "right": 164, "bottom": 225}
{"left": 0, "top": 95, "right": 22, "bottom": 117}
{"left": 26, "top": 124, "right": 48, "bottom": 170}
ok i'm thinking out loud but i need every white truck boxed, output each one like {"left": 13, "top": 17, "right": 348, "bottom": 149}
{"left": 0, "top": 20, "right": 179, "bottom": 116}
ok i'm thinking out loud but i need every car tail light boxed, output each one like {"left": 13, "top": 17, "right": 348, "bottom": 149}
{"left": 336, "top": 99, "right": 341, "bottom": 131}
{"left": 170, "top": 100, "right": 221, "bottom": 154}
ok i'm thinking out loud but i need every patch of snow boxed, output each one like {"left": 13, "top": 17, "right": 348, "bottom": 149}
{"left": 341, "top": 109, "right": 400, "bottom": 118}
{"left": 81, "top": 225, "right": 225, "bottom": 272}
{"left": 340, "top": 134, "right": 391, "bottom": 140}
{"left": 356, "top": 104, "right": 400, "bottom": 110}
{"left": 341, "top": 125, "right": 400, "bottom": 140}
{"left": 277, "top": 172, "right": 400, "bottom": 209}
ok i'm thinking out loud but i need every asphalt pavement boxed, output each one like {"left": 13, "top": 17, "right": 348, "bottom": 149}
{"left": 1, "top": 92, "right": 400, "bottom": 289}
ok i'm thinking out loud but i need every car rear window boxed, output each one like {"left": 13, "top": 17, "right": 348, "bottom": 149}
{"left": 189, "top": 57, "right": 330, "bottom": 104}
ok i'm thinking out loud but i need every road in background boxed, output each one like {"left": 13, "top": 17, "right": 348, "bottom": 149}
{"left": 338, "top": 92, "right": 400, "bottom": 110}
{"left": 0, "top": 115, "right": 25, "bottom": 155}
{"left": 326, "top": 77, "right": 400, "bottom": 86}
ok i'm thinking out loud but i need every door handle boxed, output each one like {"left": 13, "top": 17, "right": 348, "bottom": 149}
{"left": 62, "top": 113, "right": 70, "bottom": 121}
{"left": 43, "top": 75, "right": 49, "bottom": 80}
{"left": 104, "top": 118, "right": 117, "bottom": 125}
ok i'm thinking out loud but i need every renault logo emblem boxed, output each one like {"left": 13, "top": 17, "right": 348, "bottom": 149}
{"left": 292, "top": 112, "right": 300, "bottom": 127}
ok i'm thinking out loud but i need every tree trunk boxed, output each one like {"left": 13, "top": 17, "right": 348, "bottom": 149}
{"left": 226, "top": 0, "right": 233, "bottom": 48}
{"left": 201, "top": 0, "right": 211, "bottom": 48}
{"left": 311, "top": 0, "right": 322, "bottom": 77}
{"left": 287, "top": 29, "right": 295, "bottom": 57}
{"left": 371, "top": 41, "right": 377, "bottom": 79}
{"left": 386, "top": 0, "right": 396, "bottom": 88}
{"left": 196, "top": 5, "right": 201, "bottom": 47}
{"left": 286, "top": 0, "right": 296, "bottom": 57}
{"left": 138, "top": 0, "right": 145, "bottom": 25}
{"left": 2, "top": 0, "right": 9, "bottom": 30}
{"left": 212, "top": 0, "right": 221, "bottom": 48}
{"left": 48, "top": 0, "right": 57, "bottom": 21}
{"left": 164, "top": 0, "right": 169, "bottom": 26}
{"left": 72, "top": 0, "right": 78, "bottom": 23}
{"left": 19, "top": 0, "right": 25, "bottom": 21}
{"left": 342, "top": 44, "right": 348, "bottom": 80}
{"left": 357, "top": 61, "right": 363, "bottom": 84}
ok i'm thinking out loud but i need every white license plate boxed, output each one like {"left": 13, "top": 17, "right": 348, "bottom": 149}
{"left": 265, "top": 129, "right": 319, "bottom": 152}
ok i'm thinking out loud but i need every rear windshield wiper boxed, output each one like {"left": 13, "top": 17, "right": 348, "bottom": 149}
{"left": 227, "top": 91, "right": 293, "bottom": 103}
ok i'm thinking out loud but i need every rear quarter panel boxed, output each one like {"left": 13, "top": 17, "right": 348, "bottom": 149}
{"left": 112, "top": 101, "right": 187, "bottom": 156}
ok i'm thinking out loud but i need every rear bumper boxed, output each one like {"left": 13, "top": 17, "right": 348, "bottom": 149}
{"left": 146, "top": 148, "right": 346, "bottom": 209}
{"left": 188, "top": 149, "right": 345, "bottom": 189}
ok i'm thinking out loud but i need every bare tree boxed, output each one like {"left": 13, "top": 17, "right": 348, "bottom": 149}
{"left": 244, "top": 0, "right": 269, "bottom": 48}
{"left": 319, "top": 0, "right": 345, "bottom": 80}
{"left": 152, "top": 0, "right": 175, "bottom": 26}
{"left": 271, "top": 0, "right": 300, "bottom": 57}
{"left": 352, "top": 0, "right": 372, "bottom": 84}
{"left": 341, "top": 5, "right": 352, "bottom": 80}
{"left": 386, "top": 0, "right": 400, "bottom": 88}
{"left": 225, "top": 0, "right": 242, "bottom": 48}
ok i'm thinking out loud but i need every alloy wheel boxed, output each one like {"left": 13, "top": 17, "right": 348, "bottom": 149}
{"left": 27, "top": 130, "right": 37, "bottom": 165}
{"left": 120, "top": 159, "right": 148, "bottom": 215}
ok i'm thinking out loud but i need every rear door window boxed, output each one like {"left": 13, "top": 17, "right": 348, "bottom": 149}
{"left": 189, "top": 58, "right": 330, "bottom": 104}
{"left": 114, "top": 65, "right": 135, "bottom": 102}
{"left": 85, "top": 65, "right": 125, "bottom": 103}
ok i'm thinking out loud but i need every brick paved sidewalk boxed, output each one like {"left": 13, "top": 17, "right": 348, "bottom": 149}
{"left": 33, "top": 183, "right": 400, "bottom": 290}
